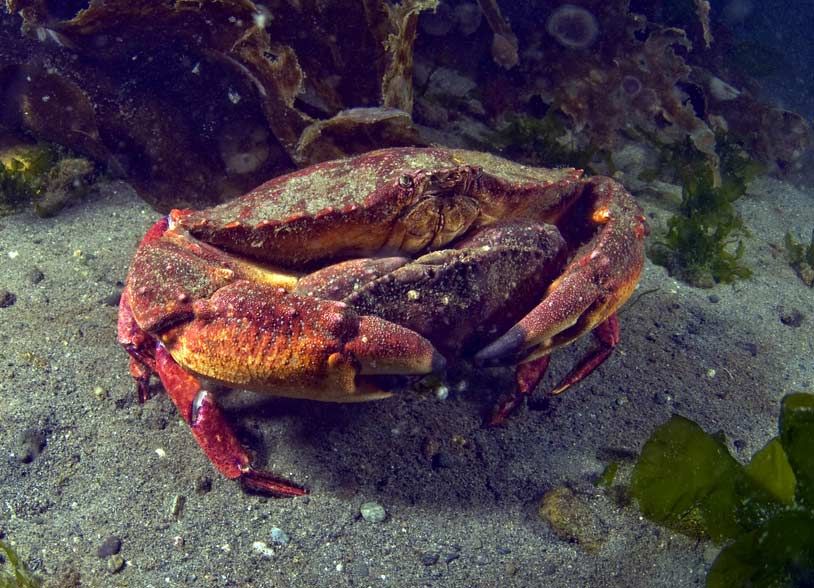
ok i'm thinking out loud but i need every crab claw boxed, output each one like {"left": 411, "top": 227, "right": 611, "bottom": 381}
{"left": 158, "top": 280, "right": 443, "bottom": 402}
{"left": 475, "top": 177, "right": 646, "bottom": 389}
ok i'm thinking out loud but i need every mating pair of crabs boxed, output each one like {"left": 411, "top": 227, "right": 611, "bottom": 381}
{"left": 118, "top": 147, "right": 647, "bottom": 496}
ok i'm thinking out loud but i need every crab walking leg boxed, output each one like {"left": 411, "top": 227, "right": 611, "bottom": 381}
{"left": 154, "top": 345, "right": 308, "bottom": 497}
{"left": 117, "top": 288, "right": 156, "bottom": 403}
{"left": 487, "top": 315, "right": 619, "bottom": 425}
{"left": 550, "top": 314, "right": 620, "bottom": 396}
{"left": 488, "top": 355, "right": 552, "bottom": 427}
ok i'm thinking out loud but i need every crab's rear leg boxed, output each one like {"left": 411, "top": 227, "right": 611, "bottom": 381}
{"left": 117, "top": 288, "right": 155, "bottom": 403}
{"left": 487, "top": 355, "right": 551, "bottom": 426}
{"left": 154, "top": 345, "right": 307, "bottom": 497}
{"left": 487, "top": 314, "right": 620, "bottom": 425}
{"left": 550, "top": 314, "right": 620, "bottom": 396}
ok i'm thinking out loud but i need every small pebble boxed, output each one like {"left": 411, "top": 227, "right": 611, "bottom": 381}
{"left": 444, "top": 552, "right": 460, "bottom": 564}
{"left": 107, "top": 554, "right": 125, "bottom": 574}
{"left": 194, "top": 475, "right": 212, "bottom": 494}
{"left": 270, "top": 527, "right": 289, "bottom": 545}
{"left": 0, "top": 290, "right": 16, "bottom": 308}
{"left": 97, "top": 536, "right": 122, "bottom": 558}
{"left": 780, "top": 308, "right": 804, "bottom": 328}
{"left": 421, "top": 552, "right": 439, "bottom": 566}
{"left": 707, "top": 294, "right": 719, "bottom": 303}
{"left": 496, "top": 546, "right": 511, "bottom": 555}
{"left": 251, "top": 541, "right": 274, "bottom": 559}
{"left": 26, "top": 268, "right": 45, "bottom": 284}
{"left": 170, "top": 494, "right": 186, "bottom": 519}
{"left": 92, "top": 386, "right": 108, "bottom": 400}
{"left": 17, "top": 428, "right": 46, "bottom": 463}
{"left": 347, "top": 561, "right": 369, "bottom": 577}
{"left": 102, "top": 290, "right": 122, "bottom": 307}
{"left": 360, "top": 501, "right": 387, "bottom": 523}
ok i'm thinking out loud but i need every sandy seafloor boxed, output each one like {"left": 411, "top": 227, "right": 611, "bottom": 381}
{"left": 0, "top": 172, "right": 812, "bottom": 588}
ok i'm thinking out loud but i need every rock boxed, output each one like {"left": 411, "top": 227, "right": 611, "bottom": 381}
{"left": 194, "top": 475, "right": 212, "bottom": 494}
{"left": 97, "top": 536, "right": 122, "bottom": 558}
{"left": 101, "top": 290, "right": 122, "bottom": 306}
{"left": 425, "top": 67, "right": 477, "bottom": 100}
{"left": 538, "top": 486, "right": 608, "bottom": 553}
{"left": 420, "top": 552, "right": 439, "bottom": 566}
{"left": 0, "top": 289, "right": 16, "bottom": 308}
{"left": 106, "top": 554, "right": 125, "bottom": 574}
{"left": 251, "top": 541, "right": 274, "bottom": 559}
{"left": 347, "top": 561, "right": 369, "bottom": 577}
{"left": 25, "top": 268, "right": 44, "bottom": 284}
{"left": 780, "top": 308, "right": 804, "bottom": 327}
{"left": 270, "top": 527, "right": 289, "bottom": 545}
{"left": 17, "top": 428, "right": 46, "bottom": 463}
{"left": 360, "top": 501, "right": 387, "bottom": 523}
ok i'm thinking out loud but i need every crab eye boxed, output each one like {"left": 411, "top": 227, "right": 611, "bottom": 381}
{"left": 399, "top": 174, "right": 414, "bottom": 188}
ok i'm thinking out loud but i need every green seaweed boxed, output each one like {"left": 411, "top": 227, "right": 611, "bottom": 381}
{"left": 0, "top": 541, "right": 41, "bottom": 588}
{"left": 596, "top": 461, "right": 619, "bottom": 488}
{"left": 630, "top": 392, "right": 814, "bottom": 587}
{"left": 489, "top": 111, "right": 597, "bottom": 169}
{"left": 0, "top": 143, "right": 95, "bottom": 217}
{"left": 648, "top": 137, "right": 760, "bottom": 287}
{"left": 784, "top": 230, "right": 814, "bottom": 287}
{"left": 0, "top": 144, "right": 56, "bottom": 214}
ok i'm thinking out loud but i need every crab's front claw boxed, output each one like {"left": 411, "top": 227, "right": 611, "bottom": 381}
{"left": 475, "top": 177, "right": 647, "bottom": 393}
{"left": 160, "top": 280, "right": 443, "bottom": 402}
{"left": 139, "top": 280, "right": 443, "bottom": 496}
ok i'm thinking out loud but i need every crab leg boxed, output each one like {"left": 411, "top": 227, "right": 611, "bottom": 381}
{"left": 486, "top": 314, "right": 621, "bottom": 425}
{"left": 488, "top": 355, "right": 551, "bottom": 426}
{"left": 550, "top": 314, "right": 620, "bottom": 395}
{"left": 117, "top": 288, "right": 156, "bottom": 402}
{"left": 154, "top": 345, "right": 308, "bottom": 497}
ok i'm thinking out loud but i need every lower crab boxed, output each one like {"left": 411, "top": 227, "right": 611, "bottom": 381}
{"left": 118, "top": 147, "right": 647, "bottom": 496}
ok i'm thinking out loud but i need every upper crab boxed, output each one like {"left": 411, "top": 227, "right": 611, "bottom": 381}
{"left": 118, "top": 147, "right": 648, "bottom": 495}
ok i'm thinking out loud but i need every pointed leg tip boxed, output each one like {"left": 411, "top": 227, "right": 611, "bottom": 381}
{"left": 550, "top": 383, "right": 570, "bottom": 396}
{"left": 484, "top": 397, "right": 520, "bottom": 428}
{"left": 240, "top": 468, "right": 309, "bottom": 498}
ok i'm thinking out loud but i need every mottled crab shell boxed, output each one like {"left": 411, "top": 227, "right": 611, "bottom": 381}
{"left": 172, "top": 147, "right": 585, "bottom": 269}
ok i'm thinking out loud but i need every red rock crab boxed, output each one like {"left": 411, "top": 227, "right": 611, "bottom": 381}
{"left": 117, "top": 147, "right": 647, "bottom": 496}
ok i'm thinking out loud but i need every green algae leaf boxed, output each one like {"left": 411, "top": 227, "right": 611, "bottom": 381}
{"left": 745, "top": 438, "right": 796, "bottom": 506}
{"left": 630, "top": 415, "right": 746, "bottom": 541}
{"left": 707, "top": 509, "right": 814, "bottom": 588}
{"left": 0, "top": 540, "right": 41, "bottom": 588}
{"left": 780, "top": 393, "right": 814, "bottom": 508}
{"left": 596, "top": 462, "right": 619, "bottom": 488}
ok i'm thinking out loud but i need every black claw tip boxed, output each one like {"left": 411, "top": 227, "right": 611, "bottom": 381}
{"left": 431, "top": 350, "right": 447, "bottom": 374}
{"left": 474, "top": 328, "right": 526, "bottom": 366}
